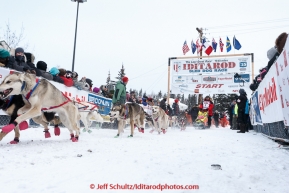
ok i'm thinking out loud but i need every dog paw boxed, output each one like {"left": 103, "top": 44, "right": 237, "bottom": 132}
{"left": 19, "top": 121, "right": 29, "bottom": 130}
{"left": 1, "top": 124, "right": 16, "bottom": 133}
{"left": 54, "top": 127, "right": 60, "bottom": 136}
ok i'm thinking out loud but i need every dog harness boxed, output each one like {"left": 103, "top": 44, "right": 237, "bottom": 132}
{"left": 74, "top": 101, "right": 98, "bottom": 112}
{"left": 21, "top": 79, "right": 71, "bottom": 111}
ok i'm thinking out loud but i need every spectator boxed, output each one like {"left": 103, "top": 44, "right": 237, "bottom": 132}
{"left": 58, "top": 68, "right": 74, "bottom": 87}
{"left": 93, "top": 87, "right": 101, "bottom": 95}
{"left": 24, "top": 52, "right": 41, "bottom": 76}
{"left": 236, "top": 89, "right": 248, "bottom": 133}
{"left": 100, "top": 85, "right": 109, "bottom": 98}
{"left": 36, "top": 61, "right": 53, "bottom": 80}
{"left": 229, "top": 100, "right": 236, "bottom": 129}
{"left": 85, "top": 78, "right": 93, "bottom": 92}
{"left": 72, "top": 71, "right": 86, "bottom": 90}
{"left": 12, "top": 47, "right": 34, "bottom": 73}
{"left": 159, "top": 98, "right": 167, "bottom": 112}
{"left": 172, "top": 98, "right": 180, "bottom": 116}
{"left": 147, "top": 97, "right": 154, "bottom": 106}
{"left": 49, "top": 67, "right": 64, "bottom": 84}
{"left": 213, "top": 110, "right": 220, "bottom": 128}
{"left": 128, "top": 91, "right": 137, "bottom": 103}
{"left": 199, "top": 96, "right": 214, "bottom": 128}
{"left": 112, "top": 76, "right": 128, "bottom": 105}
{"left": 167, "top": 104, "right": 173, "bottom": 116}
{"left": 0, "top": 48, "right": 14, "bottom": 68}
{"left": 188, "top": 104, "right": 199, "bottom": 123}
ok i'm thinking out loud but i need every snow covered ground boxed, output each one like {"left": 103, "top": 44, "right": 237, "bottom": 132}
{"left": 0, "top": 126, "right": 288, "bottom": 193}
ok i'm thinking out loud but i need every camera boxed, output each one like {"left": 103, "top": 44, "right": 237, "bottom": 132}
{"left": 234, "top": 73, "right": 241, "bottom": 79}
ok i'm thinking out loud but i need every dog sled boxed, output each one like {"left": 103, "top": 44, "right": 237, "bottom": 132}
{"left": 193, "top": 110, "right": 208, "bottom": 129}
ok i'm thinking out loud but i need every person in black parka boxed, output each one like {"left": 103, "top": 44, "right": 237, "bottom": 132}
{"left": 236, "top": 88, "right": 248, "bottom": 133}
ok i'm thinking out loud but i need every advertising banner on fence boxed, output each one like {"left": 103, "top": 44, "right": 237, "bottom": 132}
{"left": 257, "top": 65, "right": 283, "bottom": 123}
{"left": 0, "top": 67, "right": 112, "bottom": 115}
{"left": 172, "top": 56, "right": 251, "bottom": 75}
{"left": 275, "top": 40, "right": 289, "bottom": 126}
{"left": 171, "top": 73, "right": 251, "bottom": 94}
{"left": 251, "top": 91, "right": 262, "bottom": 125}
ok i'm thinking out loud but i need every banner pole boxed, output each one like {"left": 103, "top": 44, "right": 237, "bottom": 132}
{"left": 251, "top": 53, "right": 254, "bottom": 82}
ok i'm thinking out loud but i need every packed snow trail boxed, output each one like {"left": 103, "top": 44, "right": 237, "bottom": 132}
{"left": 0, "top": 126, "right": 288, "bottom": 193}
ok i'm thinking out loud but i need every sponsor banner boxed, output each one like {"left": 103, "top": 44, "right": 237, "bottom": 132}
{"left": 234, "top": 74, "right": 250, "bottom": 83}
{"left": 217, "top": 75, "right": 234, "bottom": 83}
{"left": 257, "top": 66, "right": 283, "bottom": 123}
{"left": 251, "top": 91, "right": 262, "bottom": 125}
{"left": 172, "top": 56, "right": 251, "bottom": 75}
{"left": 275, "top": 44, "right": 289, "bottom": 126}
{"left": 172, "top": 73, "right": 251, "bottom": 94}
{"left": 88, "top": 94, "right": 112, "bottom": 115}
{"left": 0, "top": 67, "right": 112, "bottom": 115}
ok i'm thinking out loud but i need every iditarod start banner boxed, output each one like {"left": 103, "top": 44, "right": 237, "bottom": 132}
{"left": 171, "top": 56, "right": 252, "bottom": 94}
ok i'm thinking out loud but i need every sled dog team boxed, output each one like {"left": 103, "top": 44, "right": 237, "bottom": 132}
{"left": 0, "top": 72, "right": 171, "bottom": 144}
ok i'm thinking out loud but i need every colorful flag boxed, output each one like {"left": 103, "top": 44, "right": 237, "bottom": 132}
{"left": 182, "top": 41, "right": 190, "bottom": 55}
{"left": 219, "top": 38, "right": 224, "bottom": 52}
{"left": 233, "top": 36, "right": 242, "bottom": 50}
{"left": 202, "top": 38, "right": 213, "bottom": 56}
{"left": 196, "top": 39, "right": 201, "bottom": 53}
{"left": 191, "top": 39, "right": 196, "bottom": 54}
{"left": 226, "top": 36, "right": 231, "bottom": 52}
{"left": 212, "top": 38, "right": 217, "bottom": 52}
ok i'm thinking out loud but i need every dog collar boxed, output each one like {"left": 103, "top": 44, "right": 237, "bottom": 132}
{"left": 24, "top": 79, "right": 41, "bottom": 100}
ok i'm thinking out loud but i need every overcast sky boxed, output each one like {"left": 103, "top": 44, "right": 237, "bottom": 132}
{"left": 1, "top": 0, "right": 289, "bottom": 96}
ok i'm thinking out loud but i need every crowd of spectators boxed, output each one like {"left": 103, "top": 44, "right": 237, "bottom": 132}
{"left": 0, "top": 47, "right": 111, "bottom": 98}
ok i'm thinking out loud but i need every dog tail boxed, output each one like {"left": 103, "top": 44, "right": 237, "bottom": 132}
{"left": 43, "top": 112, "right": 56, "bottom": 122}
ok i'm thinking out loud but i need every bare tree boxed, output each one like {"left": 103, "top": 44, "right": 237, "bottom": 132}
{"left": 1, "top": 21, "right": 28, "bottom": 49}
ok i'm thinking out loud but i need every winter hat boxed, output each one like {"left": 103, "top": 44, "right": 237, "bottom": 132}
{"left": 49, "top": 67, "right": 60, "bottom": 76}
{"left": 174, "top": 98, "right": 179, "bottom": 103}
{"left": 267, "top": 47, "right": 278, "bottom": 60}
{"left": 142, "top": 97, "right": 147, "bottom": 102}
{"left": 122, "top": 76, "right": 129, "bottom": 83}
{"left": 93, "top": 87, "right": 100, "bottom": 93}
{"left": 36, "top": 61, "right": 47, "bottom": 71}
{"left": 58, "top": 68, "right": 66, "bottom": 76}
{"left": 147, "top": 97, "right": 153, "bottom": 102}
{"left": 86, "top": 78, "right": 93, "bottom": 88}
{"left": 0, "top": 48, "right": 10, "bottom": 58}
{"left": 15, "top": 47, "right": 24, "bottom": 54}
{"left": 239, "top": 88, "right": 246, "bottom": 95}
{"left": 65, "top": 70, "right": 73, "bottom": 78}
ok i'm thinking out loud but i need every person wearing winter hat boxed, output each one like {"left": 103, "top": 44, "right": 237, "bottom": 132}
{"left": 100, "top": 85, "right": 109, "bottom": 98}
{"left": 112, "top": 76, "right": 129, "bottom": 105}
{"left": 85, "top": 78, "right": 93, "bottom": 91}
{"left": 93, "top": 87, "right": 101, "bottom": 95}
{"left": 0, "top": 48, "right": 13, "bottom": 67}
{"left": 12, "top": 47, "right": 34, "bottom": 73}
{"left": 236, "top": 88, "right": 248, "bottom": 133}
{"left": 36, "top": 61, "right": 53, "bottom": 80}
{"left": 24, "top": 52, "right": 41, "bottom": 76}
{"left": 172, "top": 98, "right": 180, "bottom": 116}
{"left": 72, "top": 74, "right": 90, "bottom": 91}
{"left": 49, "top": 67, "right": 64, "bottom": 84}
{"left": 199, "top": 96, "right": 214, "bottom": 128}
{"left": 58, "top": 68, "right": 73, "bottom": 87}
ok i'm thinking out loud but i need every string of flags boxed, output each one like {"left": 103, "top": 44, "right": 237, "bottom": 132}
{"left": 182, "top": 36, "right": 242, "bottom": 55}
